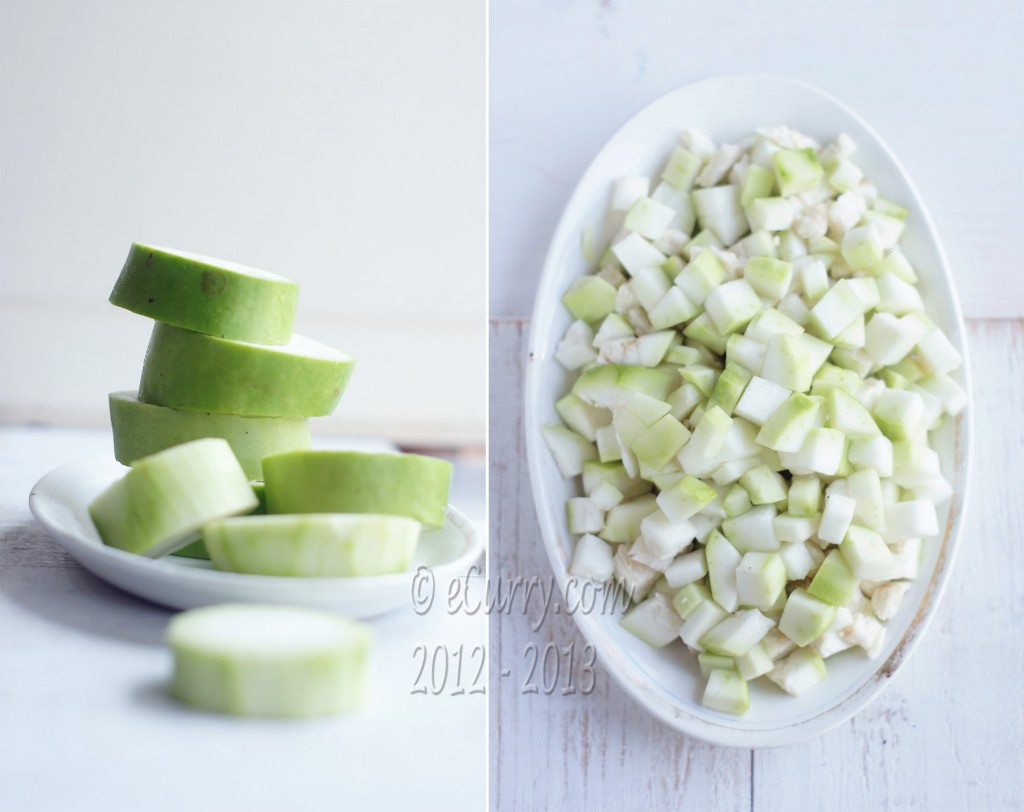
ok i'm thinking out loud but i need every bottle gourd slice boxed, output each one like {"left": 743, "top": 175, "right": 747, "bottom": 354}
{"left": 203, "top": 514, "right": 421, "bottom": 577}
{"left": 172, "top": 483, "right": 267, "bottom": 560}
{"left": 167, "top": 604, "right": 371, "bottom": 717}
{"left": 88, "top": 438, "right": 257, "bottom": 557}
{"left": 138, "top": 323, "right": 355, "bottom": 417}
{"left": 263, "top": 450, "right": 453, "bottom": 527}
{"left": 109, "top": 391, "right": 310, "bottom": 480}
{"left": 109, "top": 243, "right": 299, "bottom": 345}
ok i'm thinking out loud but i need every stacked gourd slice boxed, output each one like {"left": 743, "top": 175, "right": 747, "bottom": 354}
{"left": 546, "top": 127, "right": 966, "bottom": 716}
{"left": 106, "top": 242, "right": 352, "bottom": 479}
{"left": 90, "top": 243, "right": 453, "bottom": 580}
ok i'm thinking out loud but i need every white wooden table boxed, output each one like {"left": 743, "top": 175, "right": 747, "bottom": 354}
{"left": 0, "top": 426, "right": 485, "bottom": 812}
{"left": 489, "top": 1, "right": 1024, "bottom": 808}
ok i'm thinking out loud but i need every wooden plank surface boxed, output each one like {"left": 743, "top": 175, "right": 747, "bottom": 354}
{"left": 489, "top": 317, "right": 1024, "bottom": 812}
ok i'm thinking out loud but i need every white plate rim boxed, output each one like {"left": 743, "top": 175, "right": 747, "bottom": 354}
{"left": 524, "top": 72, "right": 974, "bottom": 747}
{"left": 29, "top": 456, "right": 483, "bottom": 606}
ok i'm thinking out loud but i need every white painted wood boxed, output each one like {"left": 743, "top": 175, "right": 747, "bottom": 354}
{"left": 490, "top": 0, "right": 1024, "bottom": 321}
{"left": 753, "top": 319, "right": 1024, "bottom": 812}
{"left": 490, "top": 317, "right": 1023, "bottom": 811}
{"left": 0, "top": 426, "right": 486, "bottom": 812}
{"left": 489, "top": 320, "right": 752, "bottom": 811}
{"left": 0, "top": 1, "right": 485, "bottom": 445}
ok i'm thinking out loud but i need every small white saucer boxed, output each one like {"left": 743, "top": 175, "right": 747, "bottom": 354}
{"left": 29, "top": 456, "right": 482, "bottom": 617}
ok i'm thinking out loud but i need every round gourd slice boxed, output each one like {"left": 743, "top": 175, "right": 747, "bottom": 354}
{"left": 138, "top": 323, "right": 355, "bottom": 417}
{"left": 167, "top": 604, "right": 371, "bottom": 717}
{"left": 203, "top": 513, "right": 420, "bottom": 577}
{"left": 109, "top": 391, "right": 310, "bottom": 480}
{"left": 88, "top": 438, "right": 258, "bottom": 557}
{"left": 172, "top": 483, "right": 267, "bottom": 560}
{"left": 262, "top": 450, "right": 452, "bottom": 527}
{"left": 109, "top": 243, "right": 299, "bottom": 345}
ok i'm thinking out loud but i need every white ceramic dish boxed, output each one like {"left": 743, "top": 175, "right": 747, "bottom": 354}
{"left": 29, "top": 456, "right": 482, "bottom": 617}
{"left": 525, "top": 74, "right": 972, "bottom": 747}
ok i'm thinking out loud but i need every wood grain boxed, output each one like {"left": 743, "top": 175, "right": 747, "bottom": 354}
{"left": 489, "top": 317, "right": 1024, "bottom": 812}
{"left": 489, "top": 319, "right": 752, "bottom": 812}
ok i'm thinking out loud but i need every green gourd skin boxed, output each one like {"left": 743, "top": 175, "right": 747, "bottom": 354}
{"left": 88, "top": 438, "right": 258, "bottom": 558}
{"left": 263, "top": 450, "right": 452, "bottom": 527}
{"left": 109, "top": 391, "right": 310, "bottom": 480}
{"left": 171, "top": 538, "right": 212, "bottom": 560}
{"left": 172, "top": 483, "right": 267, "bottom": 560}
{"left": 138, "top": 323, "right": 355, "bottom": 418}
{"left": 167, "top": 604, "right": 372, "bottom": 717}
{"left": 109, "top": 243, "right": 299, "bottom": 345}
{"left": 203, "top": 514, "right": 421, "bottom": 577}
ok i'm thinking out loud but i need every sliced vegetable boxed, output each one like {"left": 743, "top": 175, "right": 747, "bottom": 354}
{"left": 167, "top": 604, "right": 371, "bottom": 717}
{"left": 109, "top": 243, "right": 298, "bottom": 345}
{"left": 89, "top": 438, "right": 257, "bottom": 557}
{"left": 108, "top": 391, "right": 309, "bottom": 480}
{"left": 138, "top": 323, "right": 355, "bottom": 418}
{"left": 263, "top": 450, "right": 452, "bottom": 527}
{"left": 203, "top": 514, "right": 420, "bottom": 577}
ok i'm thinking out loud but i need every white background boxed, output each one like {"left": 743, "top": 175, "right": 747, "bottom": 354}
{"left": 491, "top": 0, "right": 1023, "bottom": 321}
{"left": 0, "top": 0, "right": 485, "bottom": 446}
{"left": 489, "top": 0, "right": 1023, "bottom": 809}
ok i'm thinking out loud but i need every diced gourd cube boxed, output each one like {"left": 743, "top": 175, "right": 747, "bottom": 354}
{"left": 735, "top": 552, "right": 787, "bottom": 609}
{"left": 620, "top": 593, "right": 682, "bottom": 647}
{"left": 672, "top": 582, "right": 711, "bottom": 620}
{"left": 701, "top": 609, "right": 775, "bottom": 657}
{"left": 702, "top": 669, "right": 750, "bottom": 715}
{"left": 772, "top": 148, "right": 823, "bottom": 197}
{"left": 818, "top": 491, "right": 856, "bottom": 544}
{"left": 807, "top": 549, "right": 860, "bottom": 605}
{"left": 656, "top": 474, "right": 717, "bottom": 523}
{"left": 768, "top": 648, "right": 827, "bottom": 695}
{"left": 704, "top": 279, "right": 763, "bottom": 335}
{"left": 612, "top": 233, "right": 668, "bottom": 274}
{"left": 706, "top": 529, "right": 742, "bottom": 612}
{"left": 562, "top": 276, "right": 617, "bottom": 322}
{"left": 779, "top": 588, "right": 837, "bottom": 646}
{"left": 721, "top": 505, "right": 779, "bottom": 553}
{"left": 542, "top": 424, "right": 597, "bottom": 478}
{"left": 570, "top": 534, "right": 615, "bottom": 581}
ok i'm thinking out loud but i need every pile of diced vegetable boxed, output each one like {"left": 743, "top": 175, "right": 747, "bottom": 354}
{"left": 544, "top": 126, "right": 965, "bottom": 715}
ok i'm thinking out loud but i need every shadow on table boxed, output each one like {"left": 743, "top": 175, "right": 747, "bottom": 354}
{"left": 131, "top": 679, "right": 185, "bottom": 713}
{"left": 1, "top": 521, "right": 170, "bottom": 647}
{"left": 130, "top": 679, "right": 349, "bottom": 726}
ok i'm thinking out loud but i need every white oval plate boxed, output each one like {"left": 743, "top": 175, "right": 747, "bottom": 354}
{"left": 29, "top": 456, "right": 482, "bottom": 617}
{"left": 525, "top": 74, "right": 973, "bottom": 747}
